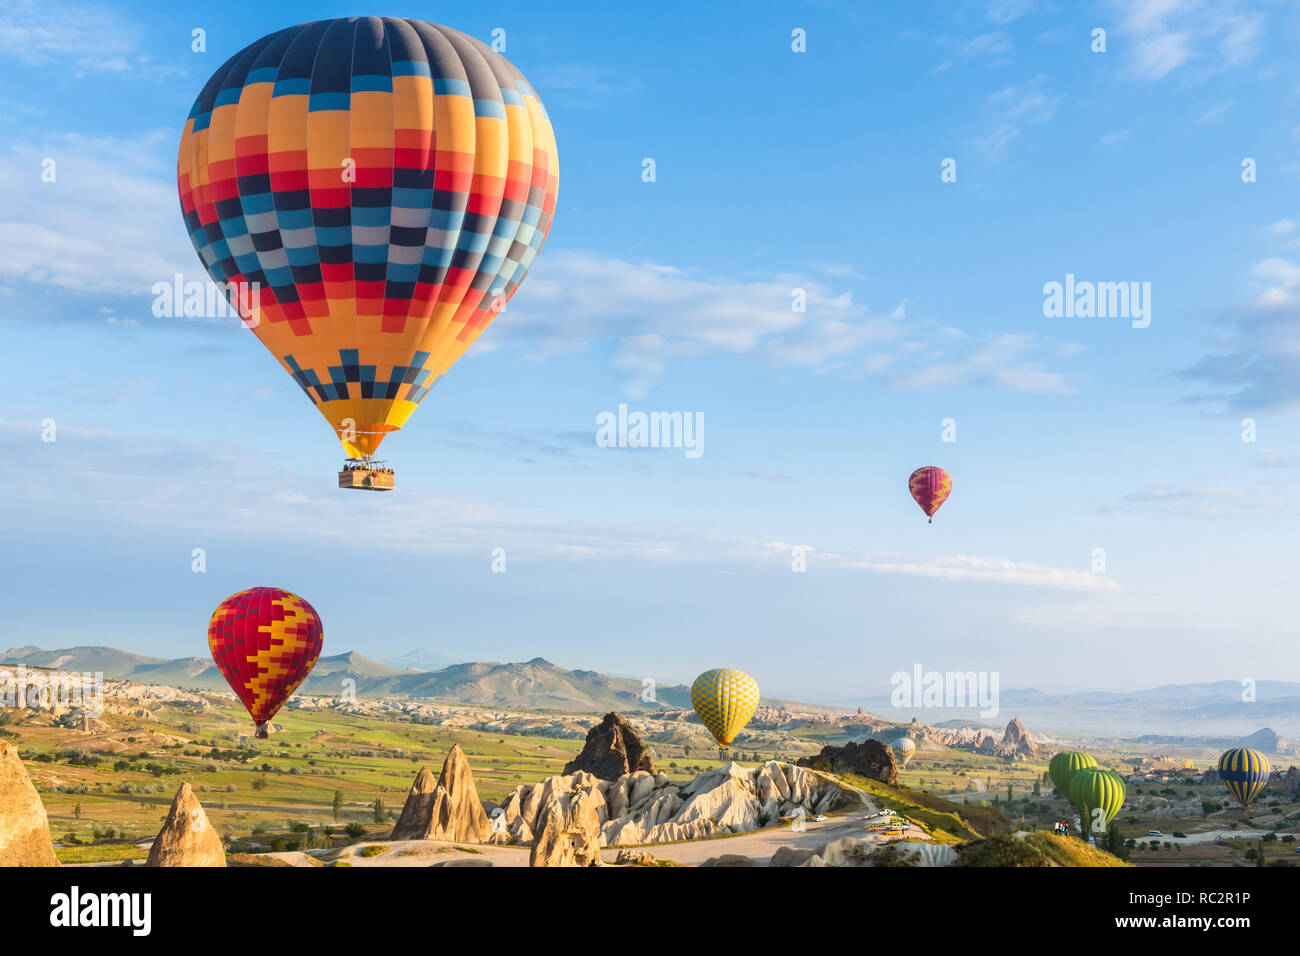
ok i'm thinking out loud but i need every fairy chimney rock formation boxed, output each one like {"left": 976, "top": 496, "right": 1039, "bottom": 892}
{"left": 146, "top": 782, "right": 226, "bottom": 867}
{"left": 390, "top": 744, "right": 491, "bottom": 843}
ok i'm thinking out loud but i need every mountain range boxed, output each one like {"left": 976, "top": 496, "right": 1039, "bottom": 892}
{"left": 0, "top": 645, "right": 696, "bottom": 713}
{"left": 4, "top": 644, "right": 1299, "bottom": 740}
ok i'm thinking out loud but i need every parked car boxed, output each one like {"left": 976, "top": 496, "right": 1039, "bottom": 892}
{"left": 1147, "top": 829, "right": 1163, "bottom": 836}
{"left": 1172, "top": 832, "right": 1188, "bottom": 838}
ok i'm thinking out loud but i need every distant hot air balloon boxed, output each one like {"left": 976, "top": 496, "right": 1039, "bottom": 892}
{"left": 891, "top": 737, "right": 916, "bottom": 767}
{"left": 691, "top": 668, "right": 760, "bottom": 754}
{"left": 1068, "top": 768, "right": 1125, "bottom": 840}
{"left": 1048, "top": 751, "right": 1097, "bottom": 798}
{"left": 908, "top": 466, "right": 952, "bottom": 523}
{"left": 1218, "top": 748, "right": 1270, "bottom": 809}
{"left": 177, "top": 18, "right": 559, "bottom": 489}
{"left": 208, "top": 587, "right": 324, "bottom": 737}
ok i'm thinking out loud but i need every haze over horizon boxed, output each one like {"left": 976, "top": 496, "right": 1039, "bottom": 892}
{"left": 2, "top": 0, "right": 1299, "bottom": 707}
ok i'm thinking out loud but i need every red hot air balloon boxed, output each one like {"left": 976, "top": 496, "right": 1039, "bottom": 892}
{"left": 208, "top": 587, "right": 323, "bottom": 737}
{"left": 908, "top": 466, "right": 952, "bottom": 523}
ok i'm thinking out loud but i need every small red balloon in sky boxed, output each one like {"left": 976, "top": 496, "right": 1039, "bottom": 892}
{"left": 207, "top": 587, "right": 323, "bottom": 737}
{"left": 909, "top": 466, "right": 952, "bottom": 523}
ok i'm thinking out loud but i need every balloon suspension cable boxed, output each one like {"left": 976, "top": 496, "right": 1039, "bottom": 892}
{"left": 255, "top": 723, "right": 268, "bottom": 739}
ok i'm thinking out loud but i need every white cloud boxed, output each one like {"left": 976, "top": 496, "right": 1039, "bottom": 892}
{"left": 1113, "top": 0, "right": 1263, "bottom": 81}
{"left": 0, "top": 132, "right": 199, "bottom": 297}
{"left": 0, "top": 0, "right": 182, "bottom": 77}
{"left": 1198, "top": 103, "right": 1231, "bottom": 123}
{"left": 987, "top": 0, "right": 1035, "bottom": 25}
{"left": 972, "top": 77, "right": 1063, "bottom": 160}
{"left": 1100, "top": 483, "right": 1283, "bottom": 520}
{"left": 891, "top": 333, "right": 1071, "bottom": 394}
{"left": 784, "top": 545, "right": 1118, "bottom": 592}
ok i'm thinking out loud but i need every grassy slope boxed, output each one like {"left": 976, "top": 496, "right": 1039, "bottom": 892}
{"left": 840, "top": 773, "right": 1009, "bottom": 843}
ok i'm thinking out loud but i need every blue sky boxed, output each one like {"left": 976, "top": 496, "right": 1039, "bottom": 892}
{"left": 2, "top": 0, "right": 1299, "bottom": 707}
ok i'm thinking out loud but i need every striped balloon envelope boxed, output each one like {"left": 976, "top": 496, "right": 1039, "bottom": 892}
{"left": 908, "top": 466, "right": 952, "bottom": 522}
{"left": 207, "top": 587, "right": 324, "bottom": 737}
{"left": 1068, "top": 767, "right": 1126, "bottom": 837}
{"left": 691, "top": 668, "right": 760, "bottom": 749}
{"left": 177, "top": 18, "right": 559, "bottom": 459}
{"left": 1218, "top": 748, "right": 1270, "bottom": 808}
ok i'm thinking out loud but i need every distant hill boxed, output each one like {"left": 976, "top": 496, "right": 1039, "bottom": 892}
{"left": 8, "top": 644, "right": 1299, "bottom": 740}
{"left": 0, "top": 645, "right": 406, "bottom": 695}
{"left": 854, "top": 679, "right": 1300, "bottom": 740}
{"left": 0, "top": 645, "right": 691, "bottom": 712}
{"left": 295, "top": 656, "right": 691, "bottom": 711}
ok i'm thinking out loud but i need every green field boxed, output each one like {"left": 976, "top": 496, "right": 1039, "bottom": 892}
{"left": 3, "top": 697, "right": 753, "bottom": 863}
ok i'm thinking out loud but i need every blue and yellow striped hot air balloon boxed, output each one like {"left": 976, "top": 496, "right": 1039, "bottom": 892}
{"left": 691, "top": 668, "right": 760, "bottom": 752}
{"left": 1218, "top": 748, "right": 1270, "bottom": 809}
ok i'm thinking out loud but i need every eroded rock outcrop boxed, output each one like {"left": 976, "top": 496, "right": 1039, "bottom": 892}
{"left": 146, "top": 782, "right": 226, "bottom": 867}
{"left": 797, "top": 740, "right": 898, "bottom": 784}
{"left": 390, "top": 744, "right": 491, "bottom": 843}
{"left": 528, "top": 789, "right": 602, "bottom": 866}
{"left": 491, "top": 760, "right": 850, "bottom": 848}
{"left": 995, "top": 717, "right": 1036, "bottom": 760}
{"left": 0, "top": 741, "right": 59, "bottom": 866}
{"left": 562, "top": 712, "right": 655, "bottom": 780}
{"left": 770, "top": 836, "right": 956, "bottom": 867}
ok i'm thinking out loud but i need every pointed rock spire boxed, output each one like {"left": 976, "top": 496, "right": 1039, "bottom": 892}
{"left": 146, "top": 782, "right": 226, "bottom": 867}
{"left": 390, "top": 744, "right": 490, "bottom": 842}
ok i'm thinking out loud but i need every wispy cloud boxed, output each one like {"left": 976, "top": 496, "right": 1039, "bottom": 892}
{"left": 1100, "top": 483, "right": 1283, "bottom": 520}
{"left": 0, "top": 132, "right": 197, "bottom": 298}
{"left": 764, "top": 541, "right": 1118, "bottom": 592}
{"left": 499, "top": 253, "right": 1072, "bottom": 396}
{"left": 972, "top": 76, "right": 1063, "bottom": 160}
{"left": 1111, "top": 0, "right": 1263, "bottom": 81}
{"left": 1178, "top": 255, "right": 1300, "bottom": 412}
{"left": 0, "top": 0, "right": 182, "bottom": 78}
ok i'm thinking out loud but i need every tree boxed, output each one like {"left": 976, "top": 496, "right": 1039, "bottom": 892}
{"left": 332, "top": 789, "right": 344, "bottom": 820}
{"left": 372, "top": 797, "right": 385, "bottom": 823}
{"left": 1105, "top": 824, "right": 1130, "bottom": 861}
{"left": 73, "top": 803, "right": 82, "bottom": 820}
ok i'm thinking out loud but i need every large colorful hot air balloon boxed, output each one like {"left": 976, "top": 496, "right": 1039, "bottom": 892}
{"left": 691, "top": 668, "right": 760, "bottom": 752}
{"left": 1048, "top": 751, "right": 1097, "bottom": 797}
{"left": 208, "top": 587, "right": 324, "bottom": 737}
{"left": 1068, "top": 768, "right": 1125, "bottom": 839}
{"left": 890, "top": 737, "right": 916, "bottom": 768}
{"left": 908, "top": 466, "right": 952, "bottom": 523}
{"left": 177, "top": 18, "right": 559, "bottom": 487}
{"left": 1218, "top": 748, "right": 1270, "bottom": 809}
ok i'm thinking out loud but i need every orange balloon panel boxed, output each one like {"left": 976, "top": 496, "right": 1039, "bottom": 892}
{"left": 177, "top": 18, "right": 559, "bottom": 457}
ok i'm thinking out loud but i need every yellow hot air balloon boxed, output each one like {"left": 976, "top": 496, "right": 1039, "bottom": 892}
{"left": 691, "top": 668, "right": 760, "bottom": 753}
{"left": 177, "top": 18, "right": 559, "bottom": 488}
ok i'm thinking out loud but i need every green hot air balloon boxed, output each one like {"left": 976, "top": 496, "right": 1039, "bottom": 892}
{"left": 1048, "top": 751, "right": 1097, "bottom": 797}
{"left": 1069, "top": 768, "right": 1126, "bottom": 840}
